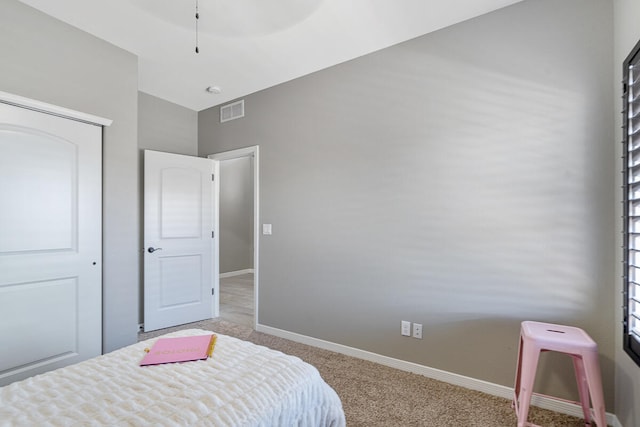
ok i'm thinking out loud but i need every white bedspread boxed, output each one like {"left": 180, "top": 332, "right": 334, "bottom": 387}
{"left": 0, "top": 329, "right": 346, "bottom": 426}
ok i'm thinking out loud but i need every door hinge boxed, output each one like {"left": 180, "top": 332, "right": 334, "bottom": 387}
{"left": 212, "top": 174, "right": 215, "bottom": 181}
{"left": 212, "top": 231, "right": 215, "bottom": 238}
{"left": 211, "top": 288, "right": 215, "bottom": 295}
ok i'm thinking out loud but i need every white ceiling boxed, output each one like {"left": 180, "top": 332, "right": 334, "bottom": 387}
{"left": 19, "top": 0, "right": 523, "bottom": 111}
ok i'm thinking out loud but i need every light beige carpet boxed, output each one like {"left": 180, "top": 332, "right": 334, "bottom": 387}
{"left": 139, "top": 319, "right": 594, "bottom": 426}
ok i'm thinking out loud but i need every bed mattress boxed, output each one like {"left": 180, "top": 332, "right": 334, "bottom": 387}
{"left": 0, "top": 329, "right": 345, "bottom": 426}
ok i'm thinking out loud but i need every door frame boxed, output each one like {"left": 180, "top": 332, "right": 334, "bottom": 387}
{"left": 208, "top": 145, "right": 259, "bottom": 328}
{"left": 0, "top": 91, "right": 112, "bottom": 127}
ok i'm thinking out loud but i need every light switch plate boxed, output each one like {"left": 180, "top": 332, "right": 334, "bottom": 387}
{"left": 401, "top": 320, "right": 411, "bottom": 336}
{"left": 262, "top": 224, "right": 272, "bottom": 235}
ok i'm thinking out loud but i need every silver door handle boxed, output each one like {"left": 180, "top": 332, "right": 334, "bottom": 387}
{"left": 147, "top": 247, "right": 163, "bottom": 253}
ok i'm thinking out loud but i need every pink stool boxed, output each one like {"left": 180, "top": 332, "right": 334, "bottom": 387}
{"left": 513, "top": 321, "right": 606, "bottom": 427}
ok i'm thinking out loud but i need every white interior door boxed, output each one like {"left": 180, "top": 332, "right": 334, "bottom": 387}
{"left": 144, "top": 150, "right": 218, "bottom": 332}
{"left": 0, "top": 101, "right": 102, "bottom": 386}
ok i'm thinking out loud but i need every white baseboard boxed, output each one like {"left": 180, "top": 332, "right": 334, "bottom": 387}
{"left": 219, "top": 268, "right": 254, "bottom": 278}
{"left": 256, "top": 324, "right": 622, "bottom": 427}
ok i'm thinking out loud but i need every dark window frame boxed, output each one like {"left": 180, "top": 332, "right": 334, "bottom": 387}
{"left": 622, "top": 38, "right": 640, "bottom": 367}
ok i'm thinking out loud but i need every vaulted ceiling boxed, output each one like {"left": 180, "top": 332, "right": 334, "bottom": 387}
{"left": 19, "top": 0, "right": 523, "bottom": 111}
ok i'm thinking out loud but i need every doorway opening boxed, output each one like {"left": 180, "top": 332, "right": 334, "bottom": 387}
{"left": 208, "top": 146, "right": 259, "bottom": 329}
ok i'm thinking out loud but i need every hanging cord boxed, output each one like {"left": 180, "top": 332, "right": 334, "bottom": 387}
{"left": 195, "top": 0, "right": 200, "bottom": 53}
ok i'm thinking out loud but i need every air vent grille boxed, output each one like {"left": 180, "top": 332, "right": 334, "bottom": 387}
{"left": 220, "top": 100, "right": 244, "bottom": 123}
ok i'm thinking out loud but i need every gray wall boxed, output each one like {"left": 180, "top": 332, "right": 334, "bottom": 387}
{"left": 137, "top": 91, "right": 198, "bottom": 322}
{"left": 138, "top": 92, "right": 198, "bottom": 156}
{"left": 220, "top": 157, "right": 254, "bottom": 273}
{"left": 0, "top": 0, "right": 139, "bottom": 352}
{"left": 200, "top": 0, "right": 616, "bottom": 408}
{"left": 614, "top": 1, "right": 640, "bottom": 426}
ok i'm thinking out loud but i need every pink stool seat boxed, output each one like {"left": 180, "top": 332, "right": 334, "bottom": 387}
{"left": 513, "top": 321, "right": 606, "bottom": 427}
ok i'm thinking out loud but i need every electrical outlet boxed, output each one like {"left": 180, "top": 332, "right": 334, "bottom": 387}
{"left": 413, "top": 323, "right": 423, "bottom": 339}
{"left": 401, "top": 320, "right": 411, "bottom": 336}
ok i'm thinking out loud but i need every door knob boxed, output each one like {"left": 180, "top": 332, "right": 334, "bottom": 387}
{"left": 147, "top": 247, "right": 162, "bottom": 253}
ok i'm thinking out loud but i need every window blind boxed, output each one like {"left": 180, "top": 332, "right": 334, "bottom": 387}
{"left": 623, "top": 39, "right": 640, "bottom": 366}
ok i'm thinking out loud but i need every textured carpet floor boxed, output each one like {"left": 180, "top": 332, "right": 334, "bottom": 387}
{"left": 139, "top": 319, "right": 592, "bottom": 426}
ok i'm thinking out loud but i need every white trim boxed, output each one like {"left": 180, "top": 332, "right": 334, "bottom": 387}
{"left": 208, "top": 146, "right": 259, "bottom": 330}
{"left": 219, "top": 268, "right": 255, "bottom": 278}
{"left": 256, "top": 324, "right": 622, "bottom": 427}
{"left": 612, "top": 415, "right": 624, "bottom": 427}
{"left": 210, "top": 146, "right": 256, "bottom": 160}
{"left": 0, "top": 91, "right": 112, "bottom": 127}
{"left": 211, "top": 159, "right": 220, "bottom": 318}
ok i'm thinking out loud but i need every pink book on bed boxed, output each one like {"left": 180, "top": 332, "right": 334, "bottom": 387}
{"left": 140, "top": 334, "right": 216, "bottom": 366}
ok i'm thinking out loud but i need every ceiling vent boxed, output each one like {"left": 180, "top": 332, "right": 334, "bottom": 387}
{"left": 220, "top": 99, "right": 244, "bottom": 123}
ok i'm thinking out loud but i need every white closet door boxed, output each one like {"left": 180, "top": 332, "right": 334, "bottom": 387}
{"left": 0, "top": 102, "right": 102, "bottom": 386}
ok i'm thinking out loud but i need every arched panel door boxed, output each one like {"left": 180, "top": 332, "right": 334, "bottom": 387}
{"left": 143, "top": 149, "right": 218, "bottom": 332}
{"left": 0, "top": 100, "right": 103, "bottom": 386}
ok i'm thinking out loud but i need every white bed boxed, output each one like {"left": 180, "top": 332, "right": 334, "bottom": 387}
{"left": 0, "top": 329, "right": 346, "bottom": 426}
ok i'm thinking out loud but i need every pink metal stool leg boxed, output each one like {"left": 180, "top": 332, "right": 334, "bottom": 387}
{"left": 513, "top": 336, "right": 524, "bottom": 409}
{"left": 571, "top": 355, "right": 592, "bottom": 426}
{"left": 582, "top": 352, "right": 606, "bottom": 427}
{"left": 515, "top": 336, "right": 541, "bottom": 427}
